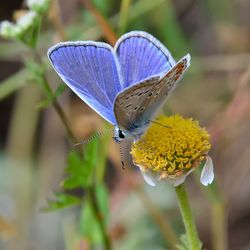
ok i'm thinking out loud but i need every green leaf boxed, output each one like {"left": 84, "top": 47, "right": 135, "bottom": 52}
{"left": 62, "top": 146, "right": 98, "bottom": 190}
{"left": 80, "top": 199, "right": 103, "bottom": 244}
{"left": 25, "top": 59, "right": 44, "bottom": 77}
{"left": 24, "top": 59, "right": 54, "bottom": 99}
{"left": 95, "top": 183, "right": 109, "bottom": 223}
{"left": 43, "top": 192, "right": 81, "bottom": 212}
{"left": 176, "top": 234, "right": 202, "bottom": 250}
{"left": 0, "top": 69, "right": 29, "bottom": 100}
{"left": 79, "top": 184, "right": 109, "bottom": 244}
{"left": 36, "top": 98, "right": 52, "bottom": 109}
{"left": 35, "top": 84, "right": 66, "bottom": 110}
{"left": 84, "top": 137, "right": 99, "bottom": 167}
{"left": 176, "top": 234, "right": 189, "bottom": 250}
{"left": 54, "top": 83, "right": 67, "bottom": 98}
{"left": 62, "top": 175, "right": 86, "bottom": 189}
{"left": 65, "top": 151, "right": 85, "bottom": 176}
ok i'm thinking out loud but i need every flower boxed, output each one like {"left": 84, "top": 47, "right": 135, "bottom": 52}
{"left": 0, "top": 11, "right": 38, "bottom": 39}
{"left": 16, "top": 11, "right": 37, "bottom": 31}
{"left": 131, "top": 114, "right": 214, "bottom": 187}
{"left": 0, "top": 21, "right": 20, "bottom": 38}
{"left": 27, "top": 0, "right": 50, "bottom": 15}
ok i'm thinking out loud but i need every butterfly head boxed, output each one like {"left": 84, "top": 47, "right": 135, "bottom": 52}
{"left": 113, "top": 127, "right": 127, "bottom": 143}
{"left": 113, "top": 124, "right": 147, "bottom": 143}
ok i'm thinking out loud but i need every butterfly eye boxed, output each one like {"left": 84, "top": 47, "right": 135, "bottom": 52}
{"left": 118, "top": 130, "right": 125, "bottom": 139}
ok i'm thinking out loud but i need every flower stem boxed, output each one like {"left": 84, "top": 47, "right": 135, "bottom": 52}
{"left": 175, "top": 184, "right": 202, "bottom": 250}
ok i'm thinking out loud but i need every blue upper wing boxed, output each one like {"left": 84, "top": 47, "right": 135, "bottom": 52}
{"left": 48, "top": 41, "right": 122, "bottom": 125}
{"left": 114, "top": 31, "right": 176, "bottom": 88}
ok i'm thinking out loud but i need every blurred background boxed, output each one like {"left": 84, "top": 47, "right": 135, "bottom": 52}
{"left": 0, "top": 0, "right": 250, "bottom": 249}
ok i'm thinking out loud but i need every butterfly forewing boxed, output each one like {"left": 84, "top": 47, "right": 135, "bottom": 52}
{"left": 115, "top": 31, "right": 176, "bottom": 88}
{"left": 48, "top": 42, "right": 122, "bottom": 125}
{"left": 114, "top": 54, "right": 190, "bottom": 134}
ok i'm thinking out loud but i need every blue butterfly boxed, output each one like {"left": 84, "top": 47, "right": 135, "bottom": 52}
{"left": 48, "top": 31, "right": 190, "bottom": 142}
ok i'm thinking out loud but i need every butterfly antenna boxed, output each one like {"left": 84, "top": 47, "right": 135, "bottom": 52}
{"left": 118, "top": 142, "right": 126, "bottom": 170}
{"left": 73, "top": 128, "right": 113, "bottom": 147}
{"left": 149, "top": 119, "right": 171, "bottom": 129}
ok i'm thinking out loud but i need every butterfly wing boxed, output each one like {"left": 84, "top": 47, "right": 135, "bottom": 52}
{"left": 48, "top": 41, "right": 122, "bottom": 125}
{"left": 114, "top": 75, "right": 161, "bottom": 131}
{"left": 114, "top": 54, "right": 190, "bottom": 132}
{"left": 115, "top": 31, "right": 176, "bottom": 88}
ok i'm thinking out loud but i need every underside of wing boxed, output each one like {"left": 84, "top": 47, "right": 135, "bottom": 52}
{"left": 114, "top": 54, "right": 191, "bottom": 132}
{"left": 48, "top": 41, "right": 122, "bottom": 125}
{"left": 115, "top": 31, "right": 176, "bottom": 88}
{"left": 114, "top": 75, "right": 161, "bottom": 131}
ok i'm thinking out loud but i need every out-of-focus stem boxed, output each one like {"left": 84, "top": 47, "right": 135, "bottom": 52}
{"left": 49, "top": 0, "right": 67, "bottom": 41}
{"left": 204, "top": 180, "right": 227, "bottom": 250}
{"left": 175, "top": 184, "right": 202, "bottom": 250}
{"left": 80, "top": 0, "right": 118, "bottom": 45}
{"left": 33, "top": 49, "right": 77, "bottom": 143}
{"left": 42, "top": 77, "right": 77, "bottom": 143}
{"left": 136, "top": 187, "right": 179, "bottom": 249}
{"left": 118, "top": 0, "right": 132, "bottom": 35}
{"left": 211, "top": 201, "right": 227, "bottom": 250}
{"left": 88, "top": 186, "right": 112, "bottom": 250}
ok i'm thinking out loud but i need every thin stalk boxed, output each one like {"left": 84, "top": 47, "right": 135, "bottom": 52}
{"left": 88, "top": 186, "right": 112, "bottom": 250}
{"left": 204, "top": 181, "right": 227, "bottom": 250}
{"left": 32, "top": 49, "right": 77, "bottom": 143}
{"left": 211, "top": 201, "right": 227, "bottom": 250}
{"left": 175, "top": 184, "right": 202, "bottom": 250}
{"left": 194, "top": 170, "right": 227, "bottom": 250}
{"left": 80, "top": 0, "right": 118, "bottom": 45}
{"left": 42, "top": 76, "right": 77, "bottom": 143}
{"left": 118, "top": 0, "right": 132, "bottom": 35}
{"left": 49, "top": 0, "right": 68, "bottom": 41}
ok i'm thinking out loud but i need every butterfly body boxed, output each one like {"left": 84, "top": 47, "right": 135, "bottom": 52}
{"left": 48, "top": 31, "right": 191, "bottom": 142}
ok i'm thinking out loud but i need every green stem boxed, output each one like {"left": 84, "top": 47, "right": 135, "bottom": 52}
{"left": 31, "top": 49, "right": 77, "bottom": 144}
{"left": 41, "top": 76, "right": 77, "bottom": 144}
{"left": 175, "top": 184, "right": 202, "bottom": 250}
{"left": 39, "top": 69, "right": 76, "bottom": 143}
{"left": 88, "top": 186, "right": 112, "bottom": 250}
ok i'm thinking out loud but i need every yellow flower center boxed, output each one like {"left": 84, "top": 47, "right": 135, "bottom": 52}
{"left": 131, "top": 115, "right": 211, "bottom": 180}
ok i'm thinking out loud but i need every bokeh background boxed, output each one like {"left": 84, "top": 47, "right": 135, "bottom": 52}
{"left": 0, "top": 0, "right": 250, "bottom": 249}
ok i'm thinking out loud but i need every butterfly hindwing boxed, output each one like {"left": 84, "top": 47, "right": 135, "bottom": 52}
{"left": 48, "top": 41, "right": 122, "bottom": 125}
{"left": 114, "top": 54, "right": 190, "bottom": 133}
{"left": 114, "top": 75, "right": 161, "bottom": 130}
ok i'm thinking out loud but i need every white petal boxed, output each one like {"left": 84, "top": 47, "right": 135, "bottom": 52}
{"left": 200, "top": 156, "right": 214, "bottom": 186}
{"left": 169, "top": 168, "right": 194, "bottom": 187}
{"left": 141, "top": 170, "right": 157, "bottom": 187}
{"left": 171, "top": 175, "right": 186, "bottom": 187}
